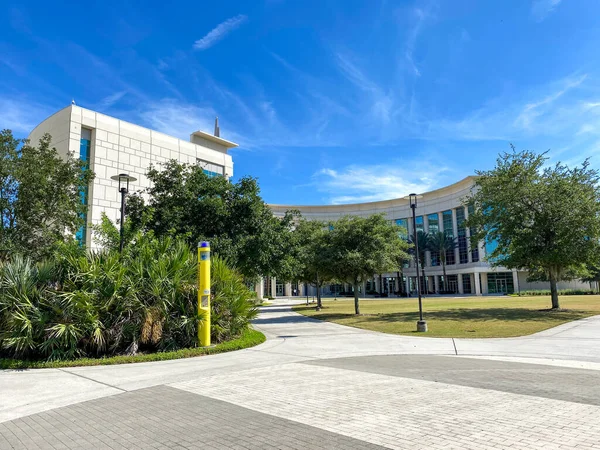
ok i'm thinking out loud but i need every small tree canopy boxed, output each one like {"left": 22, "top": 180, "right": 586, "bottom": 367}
{"left": 289, "top": 219, "right": 335, "bottom": 308}
{"left": 465, "top": 147, "right": 600, "bottom": 309}
{"left": 126, "top": 160, "right": 294, "bottom": 281}
{"left": 0, "top": 130, "right": 94, "bottom": 260}
{"left": 328, "top": 214, "right": 411, "bottom": 314}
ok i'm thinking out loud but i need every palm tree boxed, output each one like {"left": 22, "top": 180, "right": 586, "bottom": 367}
{"left": 409, "top": 231, "right": 430, "bottom": 294}
{"left": 428, "top": 231, "right": 458, "bottom": 292}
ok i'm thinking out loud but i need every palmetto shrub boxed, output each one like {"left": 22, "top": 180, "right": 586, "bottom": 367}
{"left": 0, "top": 234, "right": 257, "bottom": 361}
{"left": 211, "top": 257, "right": 258, "bottom": 343}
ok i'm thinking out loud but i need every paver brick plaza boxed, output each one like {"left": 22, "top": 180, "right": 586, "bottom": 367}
{"left": 1, "top": 302, "right": 600, "bottom": 449}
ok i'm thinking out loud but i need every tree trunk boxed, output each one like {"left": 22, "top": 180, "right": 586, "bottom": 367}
{"left": 442, "top": 262, "right": 448, "bottom": 292}
{"left": 549, "top": 270, "right": 560, "bottom": 309}
{"left": 354, "top": 280, "right": 360, "bottom": 315}
{"left": 316, "top": 287, "right": 322, "bottom": 310}
{"left": 316, "top": 272, "right": 322, "bottom": 310}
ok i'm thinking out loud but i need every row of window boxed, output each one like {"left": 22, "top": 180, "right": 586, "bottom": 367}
{"left": 395, "top": 206, "right": 480, "bottom": 266}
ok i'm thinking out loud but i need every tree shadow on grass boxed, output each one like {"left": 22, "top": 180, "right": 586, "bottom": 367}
{"left": 311, "top": 308, "right": 589, "bottom": 324}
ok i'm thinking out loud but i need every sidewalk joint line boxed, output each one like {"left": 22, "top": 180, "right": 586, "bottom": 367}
{"left": 452, "top": 338, "right": 458, "bottom": 355}
{"left": 58, "top": 369, "right": 127, "bottom": 392}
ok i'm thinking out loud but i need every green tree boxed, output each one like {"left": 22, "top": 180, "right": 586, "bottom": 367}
{"left": 291, "top": 219, "right": 334, "bottom": 310}
{"left": 428, "top": 231, "right": 458, "bottom": 292}
{"left": 582, "top": 263, "right": 600, "bottom": 293}
{"left": 126, "top": 160, "right": 294, "bottom": 281}
{"left": 328, "top": 214, "right": 411, "bottom": 314}
{"left": 0, "top": 130, "right": 93, "bottom": 261}
{"left": 465, "top": 148, "right": 600, "bottom": 309}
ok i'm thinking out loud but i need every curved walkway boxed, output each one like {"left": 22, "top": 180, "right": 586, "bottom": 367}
{"left": 1, "top": 301, "right": 600, "bottom": 449}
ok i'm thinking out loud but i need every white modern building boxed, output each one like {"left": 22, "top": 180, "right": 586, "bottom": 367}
{"left": 268, "top": 177, "right": 590, "bottom": 297}
{"left": 28, "top": 106, "right": 591, "bottom": 297}
{"left": 28, "top": 104, "right": 236, "bottom": 246}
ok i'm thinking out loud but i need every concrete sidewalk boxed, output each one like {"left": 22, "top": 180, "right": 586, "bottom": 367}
{"left": 1, "top": 301, "right": 599, "bottom": 424}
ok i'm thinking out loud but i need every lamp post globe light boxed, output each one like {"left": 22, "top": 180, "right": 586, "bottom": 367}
{"left": 110, "top": 173, "right": 137, "bottom": 253}
{"left": 409, "top": 193, "right": 427, "bottom": 333}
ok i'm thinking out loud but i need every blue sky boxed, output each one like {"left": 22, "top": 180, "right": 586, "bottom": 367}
{"left": 2, "top": 0, "right": 600, "bottom": 205}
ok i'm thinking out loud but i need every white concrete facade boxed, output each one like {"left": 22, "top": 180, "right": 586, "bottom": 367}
{"left": 268, "top": 177, "right": 591, "bottom": 297}
{"left": 28, "top": 105, "right": 236, "bottom": 247}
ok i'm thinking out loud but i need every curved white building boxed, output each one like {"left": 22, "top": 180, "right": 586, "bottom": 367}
{"left": 268, "top": 177, "right": 589, "bottom": 297}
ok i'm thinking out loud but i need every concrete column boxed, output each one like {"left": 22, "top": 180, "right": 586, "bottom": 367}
{"left": 284, "top": 282, "right": 292, "bottom": 297}
{"left": 405, "top": 276, "right": 411, "bottom": 295}
{"left": 270, "top": 277, "right": 277, "bottom": 298}
{"left": 474, "top": 273, "right": 482, "bottom": 296}
{"left": 512, "top": 270, "right": 520, "bottom": 294}
{"left": 478, "top": 241, "right": 486, "bottom": 262}
{"left": 457, "top": 274, "right": 464, "bottom": 294}
{"left": 452, "top": 208, "right": 459, "bottom": 265}
{"left": 255, "top": 277, "right": 264, "bottom": 300}
{"left": 423, "top": 215, "right": 431, "bottom": 267}
{"left": 480, "top": 273, "right": 489, "bottom": 294}
{"left": 434, "top": 275, "right": 440, "bottom": 293}
{"left": 361, "top": 281, "right": 366, "bottom": 295}
{"left": 464, "top": 207, "right": 472, "bottom": 263}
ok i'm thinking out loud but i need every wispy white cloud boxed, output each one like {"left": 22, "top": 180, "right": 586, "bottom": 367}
{"left": 514, "top": 74, "right": 586, "bottom": 129}
{"left": 421, "top": 73, "right": 591, "bottom": 142}
{"left": 531, "top": 0, "right": 562, "bottom": 22}
{"left": 312, "top": 163, "right": 450, "bottom": 204}
{"left": 334, "top": 52, "right": 395, "bottom": 126}
{"left": 136, "top": 99, "right": 217, "bottom": 140}
{"left": 404, "top": 7, "right": 430, "bottom": 77}
{"left": 96, "top": 91, "right": 127, "bottom": 110}
{"left": 193, "top": 15, "right": 248, "bottom": 50}
{"left": 134, "top": 98, "right": 252, "bottom": 148}
{"left": 335, "top": 53, "right": 380, "bottom": 93}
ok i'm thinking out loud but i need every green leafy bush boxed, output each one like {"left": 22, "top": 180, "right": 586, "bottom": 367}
{"left": 514, "top": 289, "right": 596, "bottom": 296}
{"left": 0, "top": 234, "right": 258, "bottom": 362}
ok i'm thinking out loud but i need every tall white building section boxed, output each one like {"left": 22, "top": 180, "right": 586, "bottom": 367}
{"left": 28, "top": 105, "right": 236, "bottom": 246}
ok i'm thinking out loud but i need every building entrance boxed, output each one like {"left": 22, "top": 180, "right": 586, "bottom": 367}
{"left": 496, "top": 279, "right": 508, "bottom": 294}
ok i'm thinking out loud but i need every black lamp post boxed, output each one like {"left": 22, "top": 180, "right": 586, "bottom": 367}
{"left": 110, "top": 173, "right": 137, "bottom": 252}
{"left": 409, "top": 193, "right": 427, "bottom": 332}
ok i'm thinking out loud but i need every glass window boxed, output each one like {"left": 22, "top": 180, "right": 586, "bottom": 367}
{"left": 197, "top": 158, "right": 224, "bottom": 177}
{"left": 427, "top": 214, "right": 439, "bottom": 234}
{"left": 462, "top": 274, "right": 472, "bottom": 294}
{"left": 395, "top": 218, "right": 408, "bottom": 240}
{"left": 442, "top": 210, "right": 453, "bottom": 236}
{"left": 76, "top": 129, "right": 92, "bottom": 246}
{"left": 415, "top": 216, "right": 424, "bottom": 233}
{"left": 428, "top": 213, "right": 440, "bottom": 266}
{"left": 442, "top": 210, "right": 455, "bottom": 265}
{"left": 487, "top": 272, "right": 514, "bottom": 294}
{"left": 456, "top": 207, "right": 468, "bottom": 264}
{"left": 446, "top": 274, "right": 459, "bottom": 293}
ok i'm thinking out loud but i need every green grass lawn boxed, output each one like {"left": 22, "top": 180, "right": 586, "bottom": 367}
{"left": 293, "top": 296, "right": 600, "bottom": 338}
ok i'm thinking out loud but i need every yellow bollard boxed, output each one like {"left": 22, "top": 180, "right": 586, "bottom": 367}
{"left": 198, "top": 241, "right": 211, "bottom": 347}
